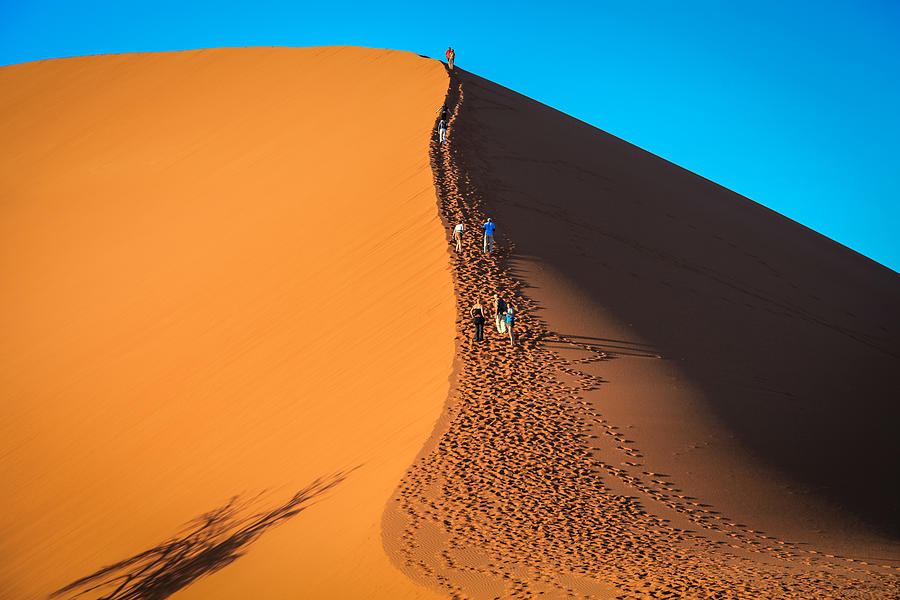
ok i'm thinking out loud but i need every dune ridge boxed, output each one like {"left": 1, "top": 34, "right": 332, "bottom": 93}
{"left": 447, "top": 68, "right": 900, "bottom": 553}
{"left": 383, "top": 68, "right": 900, "bottom": 599}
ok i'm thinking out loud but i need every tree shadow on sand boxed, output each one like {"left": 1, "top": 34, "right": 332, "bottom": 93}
{"left": 51, "top": 472, "right": 351, "bottom": 600}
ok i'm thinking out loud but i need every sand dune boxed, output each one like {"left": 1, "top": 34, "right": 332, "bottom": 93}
{"left": 2, "top": 45, "right": 898, "bottom": 600}
{"left": 0, "top": 47, "right": 453, "bottom": 600}
{"left": 446, "top": 69, "right": 900, "bottom": 541}
{"left": 385, "top": 69, "right": 900, "bottom": 598}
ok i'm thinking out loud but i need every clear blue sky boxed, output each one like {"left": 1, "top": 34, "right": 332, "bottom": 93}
{"left": 3, "top": 1, "right": 898, "bottom": 272}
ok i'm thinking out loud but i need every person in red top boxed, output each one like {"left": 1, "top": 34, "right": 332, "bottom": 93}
{"left": 446, "top": 47, "right": 455, "bottom": 70}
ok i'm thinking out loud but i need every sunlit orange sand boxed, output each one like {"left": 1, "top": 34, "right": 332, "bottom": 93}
{"left": 0, "top": 47, "right": 453, "bottom": 600}
{"left": 1, "top": 46, "right": 898, "bottom": 600}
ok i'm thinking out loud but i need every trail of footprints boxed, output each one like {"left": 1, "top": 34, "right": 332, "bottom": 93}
{"left": 389, "top": 74, "right": 899, "bottom": 599}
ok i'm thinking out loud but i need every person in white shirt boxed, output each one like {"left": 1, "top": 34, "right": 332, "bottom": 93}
{"left": 453, "top": 222, "right": 464, "bottom": 252}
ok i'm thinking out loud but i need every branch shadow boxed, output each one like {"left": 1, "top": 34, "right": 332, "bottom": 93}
{"left": 51, "top": 471, "right": 352, "bottom": 600}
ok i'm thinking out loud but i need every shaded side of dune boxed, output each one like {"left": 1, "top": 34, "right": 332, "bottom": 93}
{"left": 452, "top": 69, "right": 900, "bottom": 535}
{"left": 463, "top": 69, "right": 900, "bottom": 535}
{"left": 384, "top": 66, "right": 900, "bottom": 599}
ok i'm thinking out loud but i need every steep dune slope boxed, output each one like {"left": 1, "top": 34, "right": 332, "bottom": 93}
{"left": 450, "top": 70, "right": 900, "bottom": 541}
{"left": 386, "top": 70, "right": 899, "bottom": 599}
{"left": 0, "top": 47, "right": 453, "bottom": 600}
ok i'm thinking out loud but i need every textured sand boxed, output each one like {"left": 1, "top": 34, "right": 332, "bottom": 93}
{"left": 449, "top": 70, "right": 900, "bottom": 546}
{"left": 0, "top": 47, "right": 453, "bottom": 600}
{"left": 385, "top": 69, "right": 900, "bottom": 598}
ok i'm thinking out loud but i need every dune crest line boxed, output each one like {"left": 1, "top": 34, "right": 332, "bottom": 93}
{"left": 383, "top": 67, "right": 899, "bottom": 600}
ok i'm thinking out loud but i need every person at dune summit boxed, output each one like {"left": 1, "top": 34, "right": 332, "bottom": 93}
{"left": 453, "top": 222, "right": 465, "bottom": 252}
{"left": 493, "top": 294, "right": 508, "bottom": 333}
{"left": 470, "top": 299, "right": 486, "bottom": 341}
{"left": 483, "top": 218, "right": 496, "bottom": 255}
{"left": 505, "top": 306, "right": 516, "bottom": 346}
{"left": 446, "top": 47, "right": 455, "bottom": 70}
{"left": 439, "top": 119, "right": 448, "bottom": 144}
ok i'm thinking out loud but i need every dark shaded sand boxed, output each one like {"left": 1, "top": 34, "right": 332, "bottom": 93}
{"left": 385, "top": 68, "right": 899, "bottom": 599}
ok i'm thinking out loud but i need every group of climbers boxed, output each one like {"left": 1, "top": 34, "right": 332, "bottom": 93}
{"left": 450, "top": 218, "right": 496, "bottom": 256}
{"left": 440, "top": 46, "right": 516, "bottom": 348}
{"left": 469, "top": 294, "right": 515, "bottom": 347}
{"left": 461, "top": 218, "right": 514, "bottom": 346}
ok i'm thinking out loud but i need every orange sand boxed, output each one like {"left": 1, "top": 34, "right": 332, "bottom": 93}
{"left": 3, "top": 45, "right": 898, "bottom": 600}
{"left": 0, "top": 47, "right": 453, "bottom": 600}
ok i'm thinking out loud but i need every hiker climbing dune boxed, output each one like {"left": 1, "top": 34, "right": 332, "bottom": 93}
{"left": 453, "top": 222, "right": 464, "bottom": 252}
{"left": 470, "top": 299, "right": 485, "bottom": 342}
{"left": 483, "top": 217, "right": 496, "bottom": 255}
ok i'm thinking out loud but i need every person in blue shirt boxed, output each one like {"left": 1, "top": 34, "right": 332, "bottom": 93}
{"left": 505, "top": 306, "right": 516, "bottom": 346}
{"left": 482, "top": 218, "right": 496, "bottom": 255}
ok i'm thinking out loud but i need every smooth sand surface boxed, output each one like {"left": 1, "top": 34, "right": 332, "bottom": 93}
{"left": 386, "top": 70, "right": 899, "bottom": 598}
{"left": 0, "top": 47, "right": 453, "bottom": 600}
